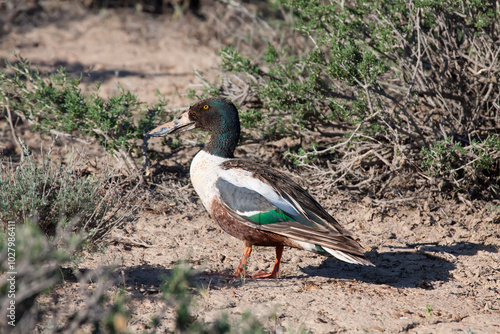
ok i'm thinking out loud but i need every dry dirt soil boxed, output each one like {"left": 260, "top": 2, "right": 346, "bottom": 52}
{"left": 1, "top": 7, "right": 499, "bottom": 334}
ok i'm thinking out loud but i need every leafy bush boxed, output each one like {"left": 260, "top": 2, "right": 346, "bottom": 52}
{"left": 0, "top": 56, "right": 168, "bottom": 173}
{"left": 207, "top": 0, "right": 499, "bottom": 198}
{"left": 422, "top": 134, "right": 500, "bottom": 195}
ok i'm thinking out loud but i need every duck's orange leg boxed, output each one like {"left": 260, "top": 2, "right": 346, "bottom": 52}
{"left": 235, "top": 245, "right": 253, "bottom": 278}
{"left": 250, "top": 245, "right": 284, "bottom": 279}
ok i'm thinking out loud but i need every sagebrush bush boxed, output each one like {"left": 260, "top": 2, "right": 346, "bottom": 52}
{"left": 0, "top": 141, "right": 129, "bottom": 243}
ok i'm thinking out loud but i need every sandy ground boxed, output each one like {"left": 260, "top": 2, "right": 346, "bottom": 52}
{"left": 0, "top": 7, "right": 218, "bottom": 106}
{"left": 1, "top": 7, "right": 499, "bottom": 333}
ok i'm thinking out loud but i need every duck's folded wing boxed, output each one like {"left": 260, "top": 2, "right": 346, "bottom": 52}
{"left": 220, "top": 160, "right": 353, "bottom": 235}
{"left": 215, "top": 169, "right": 372, "bottom": 265}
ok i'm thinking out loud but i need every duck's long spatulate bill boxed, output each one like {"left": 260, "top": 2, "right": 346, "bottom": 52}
{"left": 147, "top": 111, "right": 195, "bottom": 136}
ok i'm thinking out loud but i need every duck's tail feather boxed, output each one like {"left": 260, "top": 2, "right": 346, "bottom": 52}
{"left": 322, "top": 246, "right": 374, "bottom": 266}
{"left": 295, "top": 240, "right": 374, "bottom": 266}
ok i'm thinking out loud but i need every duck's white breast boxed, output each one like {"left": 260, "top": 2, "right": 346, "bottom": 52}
{"left": 190, "top": 150, "right": 231, "bottom": 213}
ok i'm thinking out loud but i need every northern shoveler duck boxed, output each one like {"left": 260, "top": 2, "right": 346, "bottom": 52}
{"left": 148, "top": 98, "right": 373, "bottom": 278}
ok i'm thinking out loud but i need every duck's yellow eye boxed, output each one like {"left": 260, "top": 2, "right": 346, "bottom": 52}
{"left": 203, "top": 105, "right": 209, "bottom": 110}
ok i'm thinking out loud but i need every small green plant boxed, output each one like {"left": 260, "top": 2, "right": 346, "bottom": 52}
{"left": 105, "top": 290, "right": 130, "bottom": 334}
{"left": 421, "top": 138, "right": 468, "bottom": 177}
{"left": 0, "top": 223, "right": 79, "bottom": 333}
{"left": 425, "top": 304, "right": 433, "bottom": 318}
{"left": 161, "top": 263, "right": 197, "bottom": 331}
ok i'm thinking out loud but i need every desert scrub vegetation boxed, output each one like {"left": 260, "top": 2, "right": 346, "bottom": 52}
{"left": 0, "top": 142, "right": 134, "bottom": 332}
{"left": 0, "top": 56, "right": 169, "bottom": 174}
{"left": 0, "top": 220, "right": 130, "bottom": 334}
{"left": 0, "top": 222, "right": 82, "bottom": 333}
{"left": 201, "top": 0, "right": 500, "bottom": 200}
{"left": 0, "top": 141, "right": 132, "bottom": 242}
{"left": 0, "top": 55, "right": 195, "bottom": 213}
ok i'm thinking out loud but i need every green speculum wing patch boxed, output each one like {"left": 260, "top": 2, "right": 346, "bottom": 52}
{"left": 248, "top": 209, "right": 294, "bottom": 225}
{"left": 315, "top": 244, "right": 328, "bottom": 254}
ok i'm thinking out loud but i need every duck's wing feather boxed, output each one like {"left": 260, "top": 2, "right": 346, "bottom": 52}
{"left": 217, "top": 160, "right": 372, "bottom": 265}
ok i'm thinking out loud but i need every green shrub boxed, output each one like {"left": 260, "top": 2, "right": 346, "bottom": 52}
{"left": 422, "top": 135, "right": 500, "bottom": 182}
{"left": 0, "top": 223, "right": 78, "bottom": 332}
{"left": 0, "top": 56, "right": 169, "bottom": 173}
{"left": 421, "top": 138, "right": 467, "bottom": 177}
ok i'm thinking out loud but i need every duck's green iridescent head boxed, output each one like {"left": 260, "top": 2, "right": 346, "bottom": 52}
{"left": 148, "top": 98, "right": 241, "bottom": 158}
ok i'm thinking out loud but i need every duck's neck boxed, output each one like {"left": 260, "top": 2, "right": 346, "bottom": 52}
{"left": 205, "top": 127, "right": 240, "bottom": 158}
